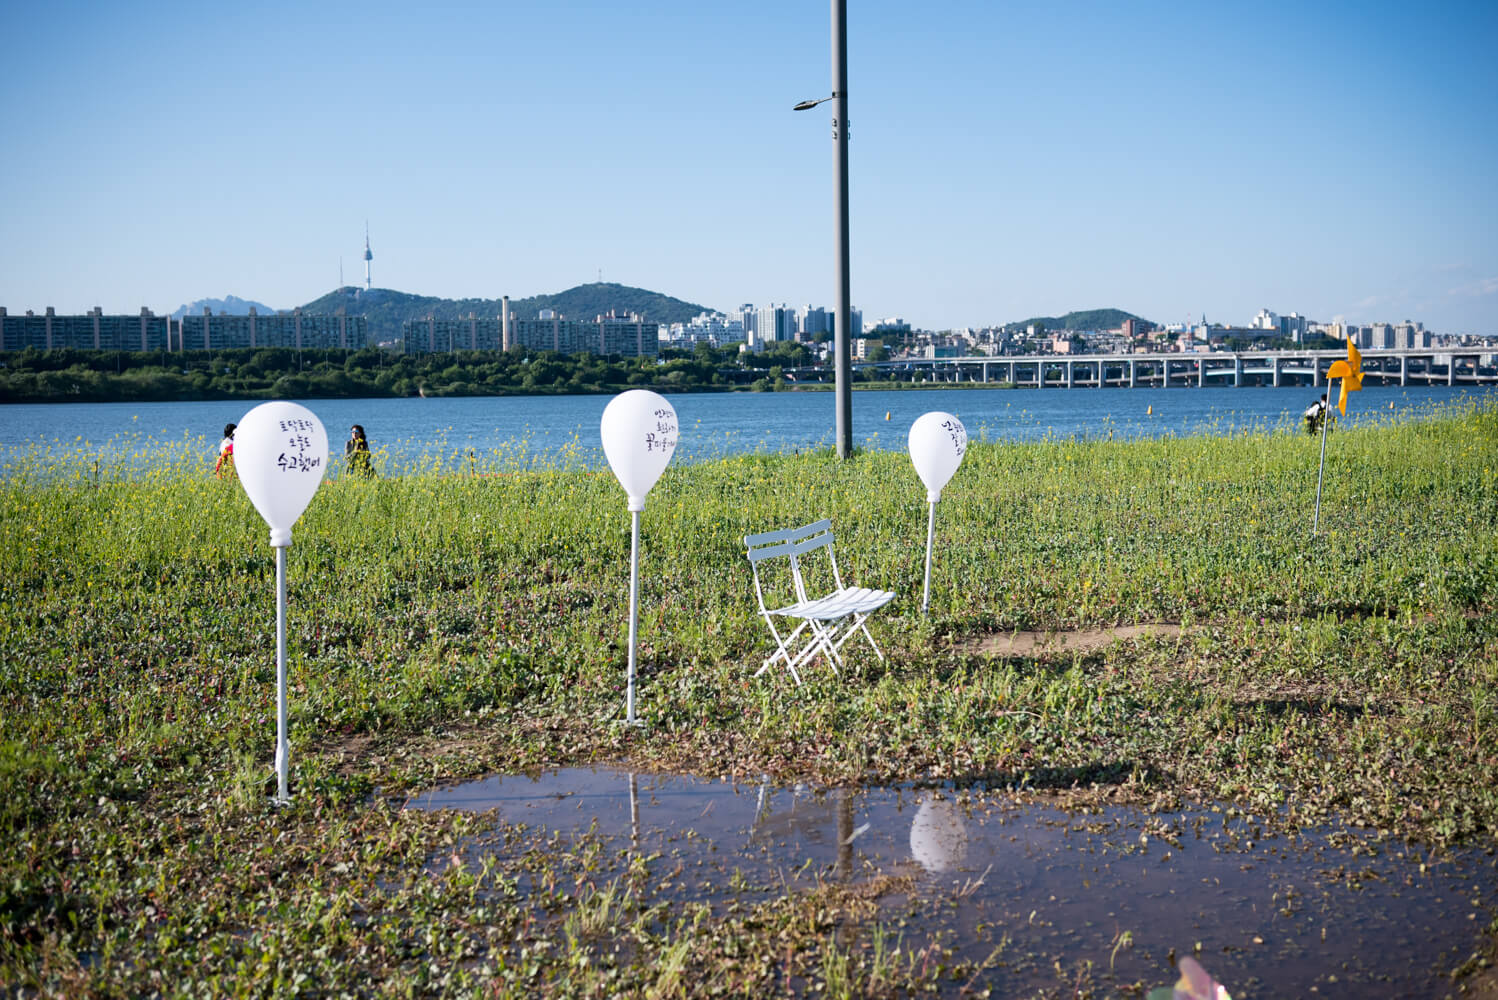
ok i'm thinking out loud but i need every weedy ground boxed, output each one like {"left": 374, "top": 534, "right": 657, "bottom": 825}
{"left": 2, "top": 400, "right": 1496, "bottom": 997}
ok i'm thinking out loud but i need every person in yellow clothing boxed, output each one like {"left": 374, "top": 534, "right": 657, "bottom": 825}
{"left": 345, "top": 424, "right": 375, "bottom": 479}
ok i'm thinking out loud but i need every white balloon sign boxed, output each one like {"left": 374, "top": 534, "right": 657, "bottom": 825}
{"left": 234, "top": 400, "right": 329, "bottom": 803}
{"left": 234, "top": 401, "right": 330, "bottom": 547}
{"left": 600, "top": 390, "right": 679, "bottom": 726}
{"left": 601, "top": 389, "right": 678, "bottom": 511}
{"left": 907, "top": 411, "right": 968, "bottom": 504}
{"left": 908, "top": 411, "right": 968, "bottom": 614}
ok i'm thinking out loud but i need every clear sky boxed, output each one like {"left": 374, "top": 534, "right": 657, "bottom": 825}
{"left": 2, "top": 0, "right": 1495, "bottom": 334}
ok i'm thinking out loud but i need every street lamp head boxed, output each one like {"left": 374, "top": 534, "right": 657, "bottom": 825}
{"left": 793, "top": 94, "right": 836, "bottom": 111}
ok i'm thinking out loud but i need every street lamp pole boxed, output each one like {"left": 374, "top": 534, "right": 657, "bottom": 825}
{"left": 831, "top": 0, "right": 852, "bottom": 459}
{"left": 797, "top": 0, "right": 853, "bottom": 458}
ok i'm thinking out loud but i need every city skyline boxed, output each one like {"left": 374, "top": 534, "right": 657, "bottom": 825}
{"left": 1, "top": 1, "right": 1495, "bottom": 336}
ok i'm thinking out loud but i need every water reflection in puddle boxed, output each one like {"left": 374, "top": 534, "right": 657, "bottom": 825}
{"left": 407, "top": 767, "right": 1497, "bottom": 997}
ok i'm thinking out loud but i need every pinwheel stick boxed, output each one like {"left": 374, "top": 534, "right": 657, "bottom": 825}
{"left": 1312, "top": 383, "right": 1333, "bottom": 536}
{"left": 1314, "top": 347, "right": 1362, "bottom": 536}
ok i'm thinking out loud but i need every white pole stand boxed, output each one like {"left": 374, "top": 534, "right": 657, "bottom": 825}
{"left": 921, "top": 497, "right": 938, "bottom": 614}
{"left": 272, "top": 539, "right": 291, "bottom": 805}
{"left": 619, "top": 508, "right": 646, "bottom": 729}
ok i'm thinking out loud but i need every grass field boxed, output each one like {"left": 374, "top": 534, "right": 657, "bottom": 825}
{"left": 2, "top": 399, "right": 1495, "bottom": 996}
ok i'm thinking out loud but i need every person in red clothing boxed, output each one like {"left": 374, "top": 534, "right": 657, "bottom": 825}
{"left": 213, "top": 423, "right": 236, "bottom": 478}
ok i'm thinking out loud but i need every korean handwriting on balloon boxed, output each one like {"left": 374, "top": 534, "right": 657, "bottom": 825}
{"left": 646, "top": 408, "right": 678, "bottom": 453}
{"left": 276, "top": 418, "right": 322, "bottom": 473}
{"left": 644, "top": 432, "right": 677, "bottom": 453}
{"left": 941, "top": 419, "right": 967, "bottom": 455}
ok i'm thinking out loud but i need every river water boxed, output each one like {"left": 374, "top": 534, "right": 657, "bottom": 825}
{"left": 2, "top": 383, "right": 1493, "bottom": 473}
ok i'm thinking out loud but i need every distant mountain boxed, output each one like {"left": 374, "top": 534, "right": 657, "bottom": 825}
{"left": 1002, "top": 308, "right": 1148, "bottom": 333}
{"left": 171, "top": 295, "right": 278, "bottom": 319}
{"left": 299, "top": 282, "right": 713, "bottom": 347}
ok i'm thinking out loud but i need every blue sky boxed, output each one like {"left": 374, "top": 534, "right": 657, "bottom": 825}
{"left": 2, "top": 0, "right": 1495, "bottom": 334}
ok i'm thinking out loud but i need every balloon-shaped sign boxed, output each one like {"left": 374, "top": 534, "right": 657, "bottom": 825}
{"left": 234, "top": 401, "right": 330, "bottom": 546}
{"left": 909, "top": 411, "right": 967, "bottom": 614}
{"left": 600, "top": 389, "right": 679, "bottom": 727}
{"left": 601, "top": 390, "right": 678, "bottom": 511}
{"left": 907, "top": 411, "right": 968, "bottom": 503}
{"left": 233, "top": 400, "right": 328, "bottom": 805}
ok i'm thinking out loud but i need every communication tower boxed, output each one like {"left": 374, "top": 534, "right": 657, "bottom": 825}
{"left": 363, "top": 223, "right": 373, "bottom": 291}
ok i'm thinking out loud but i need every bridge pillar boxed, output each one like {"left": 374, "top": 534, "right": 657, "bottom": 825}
{"left": 1272, "top": 356, "right": 1281, "bottom": 387}
{"left": 1197, "top": 358, "right": 1205, "bottom": 388}
{"left": 1400, "top": 354, "right": 1407, "bottom": 386}
{"left": 1127, "top": 359, "right": 1136, "bottom": 388}
{"left": 1448, "top": 355, "right": 1456, "bottom": 386}
{"left": 1234, "top": 355, "right": 1244, "bottom": 387}
{"left": 1065, "top": 360, "right": 1074, "bottom": 388}
{"left": 1313, "top": 359, "right": 1321, "bottom": 387}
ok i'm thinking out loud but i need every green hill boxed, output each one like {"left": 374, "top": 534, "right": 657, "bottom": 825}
{"left": 300, "top": 282, "right": 713, "bottom": 347}
{"left": 1002, "top": 308, "right": 1148, "bottom": 334}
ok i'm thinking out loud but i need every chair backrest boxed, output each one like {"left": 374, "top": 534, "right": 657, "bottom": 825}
{"left": 744, "top": 518, "right": 833, "bottom": 563}
{"left": 745, "top": 519, "right": 844, "bottom": 606}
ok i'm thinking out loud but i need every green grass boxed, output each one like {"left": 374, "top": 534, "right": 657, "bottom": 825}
{"left": 2, "top": 399, "right": 1496, "bottom": 995}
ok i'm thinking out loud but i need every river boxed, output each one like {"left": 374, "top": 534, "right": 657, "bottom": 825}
{"left": 2, "top": 383, "right": 1493, "bottom": 474}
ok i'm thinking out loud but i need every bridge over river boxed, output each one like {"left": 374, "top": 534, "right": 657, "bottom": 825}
{"left": 823, "top": 348, "right": 1498, "bottom": 388}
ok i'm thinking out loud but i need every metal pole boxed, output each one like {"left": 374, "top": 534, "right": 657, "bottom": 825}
{"left": 274, "top": 544, "right": 289, "bottom": 803}
{"left": 832, "top": 0, "right": 853, "bottom": 459}
{"left": 626, "top": 509, "right": 641, "bottom": 725}
{"left": 921, "top": 500, "right": 936, "bottom": 614}
{"left": 1312, "top": 384, "right": 1332, "bottom": 535}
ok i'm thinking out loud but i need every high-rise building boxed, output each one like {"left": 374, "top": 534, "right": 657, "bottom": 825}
{"left": 797, "top": 304, "right": 828, "bottom": 340}
{"left": 0, "top": 306, "right": 367, "bottom": 351}
{"left": 749, "top": 304, "right": 797, "bottom": 349}
{"left": 0, "top": 306, "right": 173, "bottom": 351}
{"left": 177, "top": 307, "right": 366, "bottom": 350}
{"left": 400, "top": 312, "right": 658, "bottom": 357}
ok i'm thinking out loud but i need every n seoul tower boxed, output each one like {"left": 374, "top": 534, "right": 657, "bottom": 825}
{"left": 363, "top": 223, "right": 373, "bottom": 291}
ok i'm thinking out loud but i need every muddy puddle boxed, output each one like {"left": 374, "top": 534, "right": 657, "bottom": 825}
{"left": 407, "top": 767, "right": 1497, "bottom": 997}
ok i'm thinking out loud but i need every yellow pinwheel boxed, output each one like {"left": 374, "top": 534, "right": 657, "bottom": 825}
{"left": 1325, "top": 338, "right": 1363, "bottom": 414}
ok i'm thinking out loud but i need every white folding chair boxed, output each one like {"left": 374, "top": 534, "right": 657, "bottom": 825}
{"left": 744, "top": 519, "right": 895, "bottom": 685}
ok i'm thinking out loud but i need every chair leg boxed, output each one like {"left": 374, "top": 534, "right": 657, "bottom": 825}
{"left": 789, "top": 621, "right": 834, "bottom": 673}
{"left": 757, "top": 618, "right": 808, "bottom": 673}
{"left": 758, "top": 617, "right": 814, "bottom": 686}
{"left": 831, "top": 613, "right": 885, "bottom": 663}
{"left": 802, "top": 618, "right": 843, "bottom": 675}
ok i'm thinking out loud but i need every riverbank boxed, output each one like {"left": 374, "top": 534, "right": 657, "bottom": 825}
{"left": 3, "top": 400, "right": 1495, "bottom": 994}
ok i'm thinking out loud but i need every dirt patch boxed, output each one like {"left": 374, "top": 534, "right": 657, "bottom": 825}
{"left": 954, "top": 622, "right": 1190, "bottom": 657}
